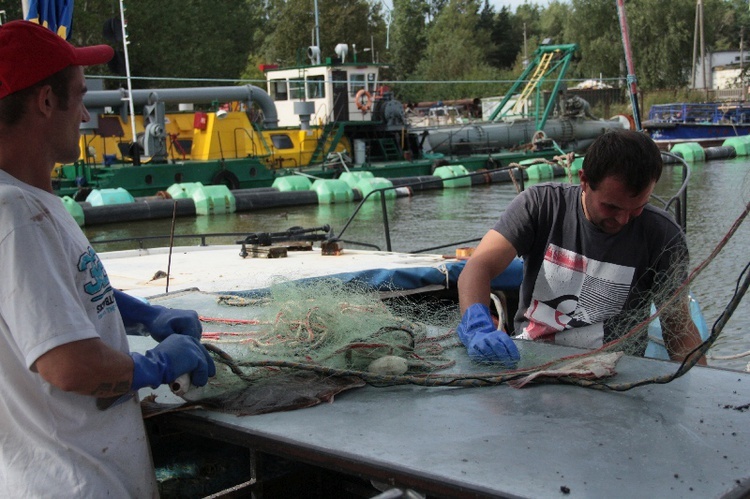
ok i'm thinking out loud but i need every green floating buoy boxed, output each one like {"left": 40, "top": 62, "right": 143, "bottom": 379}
{"left": 433, "top": 165, "right": 471, "bottom": 188}
{"left": 670, "top": 142, "right": 705, "bottom": 162}
{"left": 312, "top": 179, "right": 354, "bottom": 204}
{"left": 272, "top": 176, "right": 312, "bottom": 192}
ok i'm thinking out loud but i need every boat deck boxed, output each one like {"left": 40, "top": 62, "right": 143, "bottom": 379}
{"left": 131, "top": 328, "right": 750, "bottom": 498}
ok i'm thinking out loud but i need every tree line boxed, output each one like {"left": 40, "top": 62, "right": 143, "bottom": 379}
{"left": 4, "top": 0, "right": 749, "bottom": 102}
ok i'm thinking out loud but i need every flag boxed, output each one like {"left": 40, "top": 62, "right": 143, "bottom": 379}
{"left": 25, "top": 0, "right": 74, "bottom": 40}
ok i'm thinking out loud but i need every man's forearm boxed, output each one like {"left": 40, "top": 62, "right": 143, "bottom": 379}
{"left": 662, "top": 301, "right": 707, "bottom": 365}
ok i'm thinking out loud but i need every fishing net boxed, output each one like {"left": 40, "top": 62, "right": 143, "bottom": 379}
{"left": 142, "top": 278, "right": 464, "bottom": 416}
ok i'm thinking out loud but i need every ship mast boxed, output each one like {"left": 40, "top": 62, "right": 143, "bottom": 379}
{"left": 615, "top": 0, "right": 642, "bottom": 131}
{"left": 118, "top": 0, "right": 138, "bottom": 160}
{"left": 313, "top": 0, "right": 321, "bottom": 64}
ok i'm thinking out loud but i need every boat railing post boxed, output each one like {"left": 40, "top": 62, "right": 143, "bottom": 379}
{"left": 380, "top": 189, "right": 392, "bottom": 252}
{"left": 662, "top": 151, "right": 691, "bottom": 233}
{"left": 337, "top": 187, "right": 395, "bottom": 252}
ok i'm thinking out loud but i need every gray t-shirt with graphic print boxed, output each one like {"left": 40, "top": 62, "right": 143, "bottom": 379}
{"left": 494, "top": 182, "right": 687, "bottom": 351}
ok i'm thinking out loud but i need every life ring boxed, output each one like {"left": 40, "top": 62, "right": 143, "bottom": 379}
{"left": 212, "top": 170, "right": 240, "bottom": 190}
{"left": 355, "top": 89, "right": 373, "bottom": 113}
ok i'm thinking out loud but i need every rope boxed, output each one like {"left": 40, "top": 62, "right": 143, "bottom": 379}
{"left": 203, "top": 342, "right": 529, "bottom": 388}
{"left": 709, "top": 349, "right": 750, "bottom": 361}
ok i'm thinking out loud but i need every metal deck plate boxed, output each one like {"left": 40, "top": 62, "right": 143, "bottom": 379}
{"left": 132, "top": 333, "right": 750, "bottom": 498}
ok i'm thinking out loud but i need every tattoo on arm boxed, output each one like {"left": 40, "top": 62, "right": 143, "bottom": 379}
{"left": 90, "top": 380, "right": 131, "bottom": 397}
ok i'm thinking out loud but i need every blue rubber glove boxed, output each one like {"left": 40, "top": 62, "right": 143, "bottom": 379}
{"left": 457, "top": 303, "right": 520, "bottom": 366}
{"left": 114, "top": 289, "right": 202, "bottom": 341}
{"left": 130, "top": 335, "right": 216, "bottom": 390}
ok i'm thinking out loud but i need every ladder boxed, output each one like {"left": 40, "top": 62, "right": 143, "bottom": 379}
{"left": 510, "top": 51, "right": 554, "bottom": 116}
{"left": 486, "top": 44, "right": 578, "bottom": 132}
{"left": 309, "top": 123, "right": 346, "bottom": 164}
{"left": 374, "top": 138, "right": 401, "bottom": 161}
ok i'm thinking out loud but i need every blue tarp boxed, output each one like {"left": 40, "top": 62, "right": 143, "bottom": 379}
{"left": 315, "top": 258, "right": 523, "bottom": 293}
{"left": 220, "top": 258, "right": 524, "bottom": 297}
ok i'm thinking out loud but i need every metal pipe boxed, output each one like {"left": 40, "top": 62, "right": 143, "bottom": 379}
{"left": 84, "top": 85, "right": 280, "bottom": 129}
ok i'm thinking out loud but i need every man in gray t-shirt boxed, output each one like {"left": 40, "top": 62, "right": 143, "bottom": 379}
{"left": 456, "top": 129, "right": 705, "bottom": 365}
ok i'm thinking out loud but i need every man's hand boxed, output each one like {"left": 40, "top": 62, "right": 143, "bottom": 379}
{"left": 114, "top": 289, "right": 202, "bottom": 341}
{"left": 130, "top": 335, "right": 216, "bottom": 390}
{"left": 144, "top": 306, "right": 202, "bottom": 342}
{"left": 457, "top": 303, "right": 520, "bottom": 367}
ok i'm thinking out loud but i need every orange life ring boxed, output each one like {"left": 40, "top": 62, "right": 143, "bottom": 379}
{"left": 355, "top": 89, "right": 373, "bottom": 113}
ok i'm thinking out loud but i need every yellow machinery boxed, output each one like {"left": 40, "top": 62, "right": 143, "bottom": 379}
{"left": 67, "top": 110, "right": 350, "bottom": 174}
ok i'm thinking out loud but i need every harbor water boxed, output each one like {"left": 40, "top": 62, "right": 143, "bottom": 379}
{"left": 85, "top": 158, "right": 750, "bottom": 372}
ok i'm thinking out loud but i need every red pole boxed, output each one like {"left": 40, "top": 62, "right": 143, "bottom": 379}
{"left": 616, "top": 0, "right": 642, "bottom": 131}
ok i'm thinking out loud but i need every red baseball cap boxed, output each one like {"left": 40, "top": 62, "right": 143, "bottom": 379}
{"left": 0, "top": 20, "right": 114, "bottom": 99}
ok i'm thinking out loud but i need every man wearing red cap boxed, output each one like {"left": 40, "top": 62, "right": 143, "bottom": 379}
{"left": 0, "top": 21, "right": 216, "bottom": 496}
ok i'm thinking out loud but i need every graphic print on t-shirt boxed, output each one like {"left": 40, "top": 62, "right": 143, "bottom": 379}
{"left": 77, "top": 246, "right": 115, "bottom": 317}
{"left": 523, "top": 244, "right": 634, "bottom": 348}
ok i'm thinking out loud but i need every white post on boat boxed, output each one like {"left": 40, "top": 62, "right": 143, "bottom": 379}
{"left": 699, "top": 0, "right": 707, "bottom": 96}
{"left": 118, "top": 0, "right": 138, "bottom": 147}
{"left": 615, "top": 0, "right": 642, "bottom": 131}
{"left": 691, "top": 0, "right": 700, "bottom": 89}
{"left": 313, "top": 0, "right": 321, "bottom": 64}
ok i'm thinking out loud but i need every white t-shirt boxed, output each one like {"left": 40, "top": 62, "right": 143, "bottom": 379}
{"left": 0, "top": 170, "right": 157, "bottom": 497}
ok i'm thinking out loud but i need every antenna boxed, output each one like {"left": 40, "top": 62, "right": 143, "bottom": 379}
{"left": 380, "top": 0, "right": 392, "bottom": 49}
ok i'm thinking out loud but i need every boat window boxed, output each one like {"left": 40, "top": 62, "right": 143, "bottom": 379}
{"left": 306, "top": 75, "right": 325, "bottom": 99}
{"left": 367, "top": 72, "right": 377, "bottom": 93}
{"left": 350, "top": 74, "right": 366, "bottom": 96}
{"left": 270, "top": 134, "right": 294, "bottom": 149}
{"left": 289, "top": 77, "right": 305, "bottom": 100}
{"left": 270, "top": 79, "right": 288, "bottom": 101}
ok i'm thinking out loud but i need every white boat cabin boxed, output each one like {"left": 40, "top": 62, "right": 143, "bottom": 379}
{"left": 263, "top": 55, "right": 387, "bottom": 127}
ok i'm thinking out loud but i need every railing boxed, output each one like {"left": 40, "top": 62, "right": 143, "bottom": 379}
{"left": 656, "top": 151, "right": 690, "bottom": 232}
{"left": 336, "top": 165, "right": 521, "bottom": 253}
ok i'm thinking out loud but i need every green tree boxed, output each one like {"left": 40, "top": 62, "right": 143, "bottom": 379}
{"left": 411, "top": 0, "right": 499, "bottom": 100}
{"left": 566, "top": 0, "right": 621, "bottom": 83}
{"left": 425, "top": 0, "right": 448, "bottom": 22}
{"left": 539, "top": 0, "right": 572, "bottom": 48}
{"left": 260, "top": 0, "right": 386, "bottom": 67}
{"left": 484, "top": 5, "right": 524, "bottom": 70}
{"left": 627, "top": 0, "right": 695, "bottom": 89}
{"left": 123, "top": 0, "right": 265, "bottom": 87}
{"left": 706, "top": 0, "right": 750, "bottom": 52}
{"left": 389, "top": 0, "right": 428, "bottom": 83}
